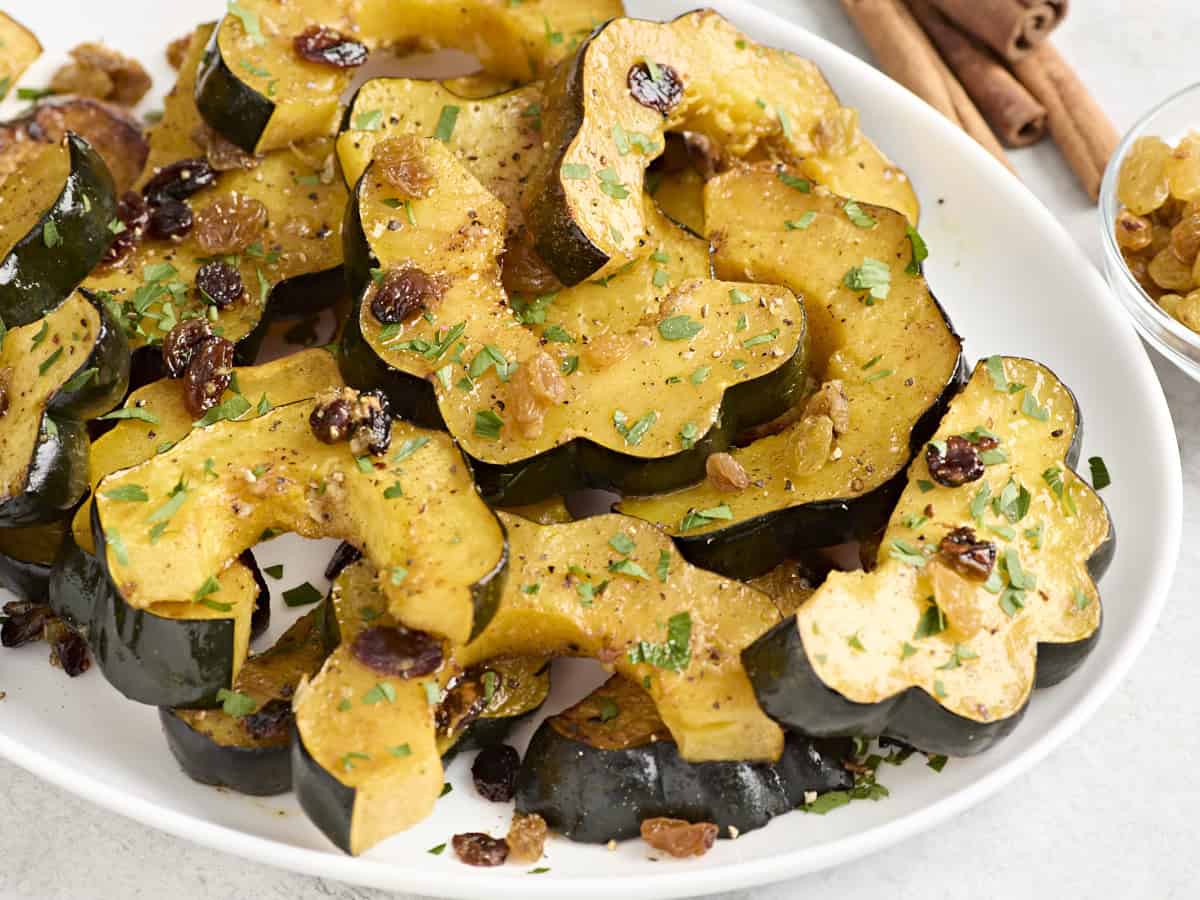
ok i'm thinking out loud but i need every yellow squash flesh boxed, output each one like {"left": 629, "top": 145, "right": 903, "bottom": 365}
{"left": 357, "top": 138, "right": 802, "bottom": 465}
{"left": 800, "top": 358, "right": 1107, "bottom": 724}
{"left": 94, "top": 399, "right": 505, "bottom": 645}
{"left": 620, "top": 170, "right": 960, "bottom": 535}
{"left": 529, "top": 10, "right": 918, "bottom": 282}
{"left": 213, "top": 0, "right": 623, "bottom": 153}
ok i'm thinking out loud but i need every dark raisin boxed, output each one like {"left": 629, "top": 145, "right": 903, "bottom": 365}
{"left": 146, "top": 198, "right": 194, "bottom": 240}
{"left": 349, "top": 389, "right": 391, "bottom": 456}
{"left": 1, "top": 601, "right": 51, "bottom": 648}
{"left": 0, "top": 384, "right": 8, "bottom": 418}
{"left": 45, "top": 619, "right": 90, "bottom": 677}
{"left": 350, "top": 625, "right": 442, "bottom": 678}
{"left": 310, "top": 393, "right": 355, "bottom": 444}
{"left": 102, "top": 191, "right": 150, "bottom": 265}
{"left": 370, "top": 265, "right": 443, "bottom": 324}
{"left": 195, "top": 260, "right": 245, "bottom": 308}
{"left": 162, "top": 319, "right": 213, "bottom": 378}
{"left": 324, "top": 541, "right": 363, "bottom": 580}
{"left": 241, "top": 698, "right": 294, "bottom": 741}
{"left": 938, "top": 527, "right": 997, "bottom": 579}
{"left": 293, "top": 25, "right": 369, "bottom": 68}
{"left": 452, "top": 833, "right": 509, "bottom": 867}
{"left": 628, "top": 62, "right": 684, "bottom": 116}
{"left": 471, "top": 744, "right": 520, "bottom": 802}
{"left": 142, "top": 157, "right": 216, "bottom": 205}
{"left": 183, "top": 335, "right": 235, "bottom": 418}
{"left": 926, "top": 435, "right": 984, "bottom": 487}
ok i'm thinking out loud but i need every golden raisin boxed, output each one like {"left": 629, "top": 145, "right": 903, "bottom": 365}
{"left": 50, "top": 42, "right": 151, "bottom": 106}
{"left": 1114, "top": 210, "right": 1153, "bottom": 252}
{"left": 803, "top": 380, "right": 850, "bottom": 435}
{"left": 640, "top": 818, "right": 718, "bottom": 858}
{"left": 1149, "top": 247, "right": 1195, "bottom": 292}
{"left": 812, "top": 108, "right": 860, "bottom": 156}
{"left": 793, "top": 415, "right": 834, "bottom": 476}
{"left": 1170, "top": 212, "right": 1200, "bottom": 265}
{"left": 194, "top": 193, "right": 268, "bottom": 255}
{"left": 705, "top": 452, "right": 750, "bottom": 492}
{"left": 166, "top": 34, "right": 192, "bottom": 69}
{"left": 1167, "top": 131, "right": 1200, "bottom": 202}
{"left": 506, "top": 812, "right": 548, "bottom": 864}
{"left": 584, "top": 332, "right": 633, "bottom": 371}
{"left": 374, "top": 138, "right": 435, "bottom": 199}
{"left": 502, "top": 231, "right": 561, "bottom": 296}
{"left": 191, "top": 123, "right": 260, "bottom": 172}
{"left": 1118, "top": 136, "right": 1172, "bottom": 215}
{"left": 927, "top": 559, "right": 985, "bottom": 638}
{"left": 1172, "top": 291, "right": 1200, "bottom": 332}
{"left": 511, "top": 351, "right": 567, "bottom": 439}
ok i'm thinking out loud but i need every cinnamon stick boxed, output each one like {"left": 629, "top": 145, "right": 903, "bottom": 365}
{"left": 927, "top": 0, "right": 1067, "bottom": 63}
{"left": 909, "top": 0, "right": 1047, "bottom": 147}
{"left": 839, "top": 0, "right": 1015, "bottom": 173}
{"left": 1011, "top": 41, "right": 1119, "bottom": 199}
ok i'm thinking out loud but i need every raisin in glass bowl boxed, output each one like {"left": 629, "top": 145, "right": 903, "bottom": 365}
{"left": 1100, "top": 82, "right": 1200, "bottom": 382}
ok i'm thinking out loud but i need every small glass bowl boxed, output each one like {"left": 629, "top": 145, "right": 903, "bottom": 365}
{"left": 1099, "top": 82, "right": 1200, "bottom": 382}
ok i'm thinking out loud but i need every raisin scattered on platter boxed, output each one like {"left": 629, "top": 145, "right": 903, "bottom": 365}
{"left": 182, "top": 335, "right": 235, "bottom": 418}
{"left": 451, "top": 833, "right": 509, "bottom": 867}
{"left": 925, "top": 435, "right": 985, "bottom": 487}
{"left": 350, "top": 625, "right": 443, "bottom": 679}
{"left": 471, "top": 744, "right": 520, "bottom": 802}
{"left": 628, "top": 61, "right": 684, "bottom": 115}
{"left": 293, "top": 26, "right": 369, "bottom": 68}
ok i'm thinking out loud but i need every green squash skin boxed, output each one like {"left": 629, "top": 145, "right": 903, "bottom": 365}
{"left": 523, "top": 31, "right": 609, "bottom": 286}
{"left": 83, "top": 502, "right": 273, "bottom": 708}
{"left": 0, "top": 552, "right": 54, "bottom": 602}
{"left": 160, "top": 707, "right": 295, "bottom": 795}
{"left": 741, "top": 365, "right": 1115, "bottom": 757}
{"left": 662, "top": 309, "right": 967, "bottom": 581}
{"left": 339, "top": 184, "right": 810, "bottom": 507}
{"left": 0, "top": 134, "right": 118, "bottom": 327}
{"left": 193, "top": 27, "right": 274, "bottom": 156}
{"left": 292, "top": 665, "right": 551, "bottom": 852}
{"left": 157, "top": 600, "right": 334, "bottom": 797}
{"left": 47, "top": 525, "right": 101, "bottom": 630}
{"left": 515, "top": 726, "right": 854, "bottom": 843}
{"left": 0, "top": 294, "right": 130, "bottom": 527}
{"left": 292, "top": 730, "right": 355, "bottom": 854}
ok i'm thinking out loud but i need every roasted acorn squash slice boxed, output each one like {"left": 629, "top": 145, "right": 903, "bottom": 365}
{"left": 50, "top": 350, "right": 341, "bottom": 706}
{"left": 0, "top": 13, "right": 41, "bottom": 103}
{"left": 81, "top": 24, "right": 347, "bottom": 354}
{"left": 0, "top": 135, "right": 118, "bottom": 326}
{"left": 0, "top": 521, "right": 66, "bottom": 602}
{"left": 161, "top": 600, "right": 336, "bottom": 796}
{"left": 294, "top": 512, "right": 783, "bottom": 855}
{"left": 516, "top": 674, "right": 853, "bottom": 843}
{"left": 525, "top": 9, "right": 918, "bottom": 285}
{"left": 293, "top": 559, "right": 549, "bottom": 854}
{"left": 742, "top": 357, "right": 1114, "bottom": 757}
{"left": 0, "top": 292, "right": 129, "bottom": 526}
{"left": 342, "top": 136, "right": 807, "bottom": 505}
{"left": 91, "top": 398, "right": 506, "bottom": 653}
{"left": 195, "top": 0, "right": 623, "bottom": 155}
{"left": 620, "top": 170, "right": 963, "bottom": 578}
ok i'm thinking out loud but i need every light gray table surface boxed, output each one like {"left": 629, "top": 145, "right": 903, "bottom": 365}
{"left": 2, "top": 2, "right": 1197, "bottom": 898}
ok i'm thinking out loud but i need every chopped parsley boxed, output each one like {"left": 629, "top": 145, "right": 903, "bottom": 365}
{"left": 913, "top": 601, "right": 947, "bottom": 639}
{"left": 362, "top": 682, "right": 397, "bottom": 705}
{"left": 433, "top": 105, "right": 460, "bottom": 143}
{"left": 785, "top": 212, "right": 816, "bottom": 230}
{"left": 102, "top": 484, "right": 149, "bottom": 503}
{"left": 354, "top": 109, "right": 383, "bottom": 132}
{"left": 627, "top": 612, "right": 692, "bottom": 672}
{"left": 778, "top": 171, "right": 811, "bottom": 192}
{"left": 658, "top": 315, "right": 703, "bottom": 341}
{"left": 608, "top": 532, "right": 636, "bottom": 555}
{"left": 679, "top": 504, "right": 733, "bottom": 532}
{"left": 843, "top": 200, "right": 877, "bottom": 228}
{"left": 656, "top": 549, "right": 671, "bottom": 582}
{"left": 282, "top": 582, "right": 323, "bottom": 607}
{"left": 1088, "top": 456, "right": 1111, "bottom": 490}
{"left": 843, "top": 258, "right": 891, "bottom": 301}
{"left": 216, "top": 689, "right": 256, "bottom": 717}
{"left": 474, "top": 409, "right": 504, "bottom": 439}
{"left": 905, "top": 224, "right": 928, "bottom": 274}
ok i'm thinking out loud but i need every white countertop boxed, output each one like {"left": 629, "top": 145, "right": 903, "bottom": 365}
{"left": 1, "top": 1, "right": 1197, "bottom": 897}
